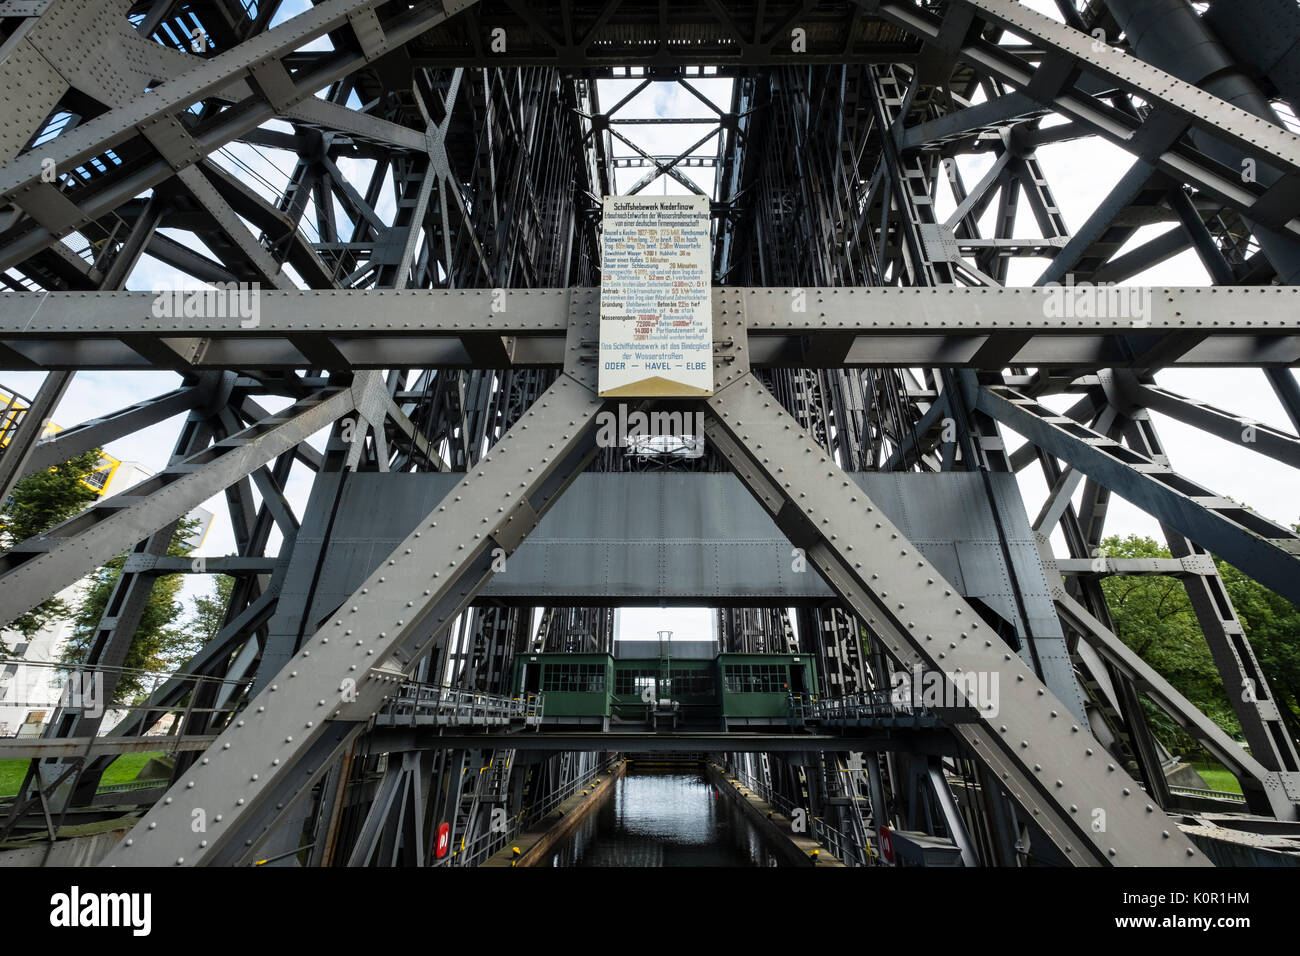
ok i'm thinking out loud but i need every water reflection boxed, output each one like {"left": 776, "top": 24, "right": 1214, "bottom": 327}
{"left": 550, "top": 771, "right": 779, "bottom": 867}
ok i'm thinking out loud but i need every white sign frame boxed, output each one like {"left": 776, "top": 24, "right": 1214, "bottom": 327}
{"left": 598, "top": 195, "right": 714, "bottom": 397}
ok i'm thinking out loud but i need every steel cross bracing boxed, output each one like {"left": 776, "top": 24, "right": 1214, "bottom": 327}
{"left": 85, "top": 302, "right": 1205, "bottom": 867}
{"left": 98, "top": 304, "right": 608, "bottom": 865}
{"left": 0, "top": 0, "right": 1297, "bottom": 865}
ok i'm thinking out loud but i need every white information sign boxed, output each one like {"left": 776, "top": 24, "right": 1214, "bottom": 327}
{"left": 598, "top": 195, "right": 713, "bottom": 397}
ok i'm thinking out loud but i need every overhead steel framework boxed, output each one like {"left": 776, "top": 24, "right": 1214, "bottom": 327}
{"left": 0, "top": 0, "right": 1297, "bottom": 867}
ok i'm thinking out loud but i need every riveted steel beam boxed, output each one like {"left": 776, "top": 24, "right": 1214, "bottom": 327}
{"left": 21, "top": 385, "right": 205, "bottom": 476}
{"left": 0, "top": 369, "right": 70, "bottom": 503}
{"left": 0, "top": 0, "right": 479, "bottom": 271}
{"left": 1, "top": 286, "right": 1297, "bottom": 371}
{"left": 99, "top": 298, "right": 608, "bottom": 866}
{"left": 975, "top": 381, "right": 1300, "bottom": 609}
{"left": 368, "top": 731, "right": 939, "bottom": 753}
{"left": 1049, "top": 567, "right": 1297, "bottom": 819}
{"left": 704, "top": 364, "right": 1206, "bottom": 864}
{"left": 861, "top": 0, "right": 1300, "bottom": 242}
{"left": 1117, "top": 378, "right": 1300, "bottom": 469}
{"left": 0, "top": 382, "right": 364, "bottom": 626}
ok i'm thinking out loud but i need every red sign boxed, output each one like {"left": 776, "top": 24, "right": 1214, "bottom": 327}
{"left": 878, "top": 826, "right": 895, "bottom": 865}
{"left": 435, "top": 822, "right": 451, "bottom": 859}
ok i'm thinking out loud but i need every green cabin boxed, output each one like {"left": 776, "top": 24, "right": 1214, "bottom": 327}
{"left": 515, "top": 652, "right": 611, "bottom": 724}
{"left": 513, "top": 651, "right": 818, "bottom": 729}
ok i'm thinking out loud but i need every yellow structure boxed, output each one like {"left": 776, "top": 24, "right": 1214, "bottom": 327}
{"left": 0, "top": 384, "right": 120, "bottom": 496}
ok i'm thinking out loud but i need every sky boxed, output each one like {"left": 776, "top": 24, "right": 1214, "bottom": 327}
{"left": 4, "top": 0, "right": 1296, "bottom": 646}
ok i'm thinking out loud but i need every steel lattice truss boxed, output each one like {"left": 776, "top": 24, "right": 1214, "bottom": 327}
{"left": 0, "top": 0, "right": 1297, "bottom": 867}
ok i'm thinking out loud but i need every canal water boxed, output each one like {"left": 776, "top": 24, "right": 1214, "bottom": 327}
{"left": 548, "top": 770, "right": 780, "bottom": 866}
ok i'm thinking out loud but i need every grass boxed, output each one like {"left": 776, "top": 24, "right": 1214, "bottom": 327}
{"left": 1189, "top": 760, "right": 1243, "bottom": 794}
{"left": 0, "top": 751, "right": 169, "bottom": 797}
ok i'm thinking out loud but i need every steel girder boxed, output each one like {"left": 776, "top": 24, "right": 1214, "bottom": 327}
{"left": 2, "top": 285, "right": 1298, "bottom": 371}
{"left": 1112, "top": 390, "right": 1300, "bottom": 796}
{"left": 1001, "top": 371, "right": 1300, "bottom": 819}
{"left": 973, "top": 380, "right": 1300, "bottom": 610}
{"left": 860, "top": 0, "right": 1300, "bottom": 264}
{"left": 1116, "top": 377, "right": 1300, "bottom": 470}
{"left": 0, "top": 0, "right": 480, "bottom": 273}
{"left": 0, "top": 369, "right": 70, "bottom": 503}
{"left": 0, "top": 379, "right": 371, "bottom": 625}
{"left": 99, "top": 301, "right": 607, "bottom": 866}
{"left": 696, "top": 360, "right": 1205, "bottom": 864}
{"left": 404, "top": 1, "right": 920, "bottom": 69}
{"left": 28, "top": 390, "right": 221, "bottom": 811}
{"left": 19, "top": 385, "right": 206, "bottom": 476}
{"left": 0, "top": 734, "right": 218, "bottom": 760}
{"left": 0, "top": 0, "right": 1295, "bottom": 865}
{"left": 2, "top": 0, "right": 1295, "bottom": 283}
{"left": 91, "top": 302, "right": 1210, "bottom": 865}
{"left": 1041, "top": 543, "right": 1298, "bottom": 819}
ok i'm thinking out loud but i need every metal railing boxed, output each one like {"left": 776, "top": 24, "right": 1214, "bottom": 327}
{"left": 0, "top": 659, "right": 245, "bottom": 747}
{"left": 789, "top": 689, "right": 925, "bottom": 720}
{"left": 95, "top": 778, "right": 169, "bottom": 794}
{"left": 727, "top": 761, "right": 878, "bottom": 867}
{"left": 0, "top": 383, "right": 32, "bottom": 455}
{"left": 1169, "top": 784, "right": 1248, "bottom": 804}
{"left": 436, "top": 754, "right": 617, "bottom": 868}
{"left": 376, "top": 683, "right": 544, "bottom": 728}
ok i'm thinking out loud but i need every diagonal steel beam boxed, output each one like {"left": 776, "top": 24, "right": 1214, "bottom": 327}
{"left": 0, "top": 0, "right": 480, "bottom": 271}
{"left": 0, "top": 370, "right": 71, "bottom": 503}
{"left": 703, "top": 368, "right": 1205, "bottom": 865}
{"left": 607, "top": 127, "right": 709, "bottom": 197}
{"left": 0, "top": 0, "right": 477, "bottom": 200}
{"left": 975, "top": 380, "right": 1300, "bottom": 608}
{"left": 626, "top": 128, "right": 721, "bottom": 196}
{"left": 860, "top": 0, "right": 1300, "bottom": 246}
{"left": 108, "top": 586, "right": 281, "bottom": 742}
{"left": 1048, "top": 559, "right": 1296, "bottom": 819}
{"left": 100, "top": 300, "right": 607, "bottom": 865}
{"left": 0, "top": 382, "right": 365, "bottom": 625}
{"left": 22, "top": 387, "right": 206, "bottom": 477}
{"left": 1118, "top": 377, "right": 1300, "bottom": 470}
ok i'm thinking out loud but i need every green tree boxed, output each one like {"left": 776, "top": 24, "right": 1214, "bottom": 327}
{"left": 0, "top": 447, "right": 104, "bottom": 645}
{"left": 1216, "top": 552, "right": 1300, "bottom": 741}
{"left": 190, "top": 573, "right": 235, "bottom": 645}
{"left": 1097, "top": 532, "right": 1300, "bottom": 758}
{"left": 60, "top": 516, "right": 204, "bottom": 704}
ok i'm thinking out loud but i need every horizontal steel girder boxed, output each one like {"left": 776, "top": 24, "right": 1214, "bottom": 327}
{"left": 98, "top": 314, "right": 1207, "bottom": 866}
{"left": 0, "top": 735, "right": 217, "bottom": 760}
{"left": 367, "top": 731, "right": 951, "bottom": 754}
{"left": 0, "top": 286, "right": 1296, "bottom": 370}
{"left": 291, "top": 471, "right": 1056, "bottom": 608}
